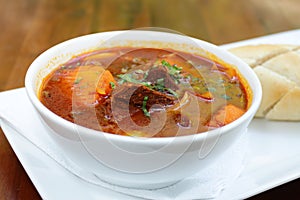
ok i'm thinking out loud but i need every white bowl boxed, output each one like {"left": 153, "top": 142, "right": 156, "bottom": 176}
{"left": 25, "top": 30, "right": 262, "bottom": 189}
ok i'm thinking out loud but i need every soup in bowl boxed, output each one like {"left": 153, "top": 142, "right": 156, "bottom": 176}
{"left": 25, "top": 30, "right": 262, "bottom": 189}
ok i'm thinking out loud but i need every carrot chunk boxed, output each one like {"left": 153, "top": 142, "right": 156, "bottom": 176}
{"left": 72, "top": 66, "right": 116, "bottom": 105}
{"left": 96, "top": 70, "right": 117, "bottom": 95}
{"left": 209, "top": 104, "right": 245, "bottom": 127}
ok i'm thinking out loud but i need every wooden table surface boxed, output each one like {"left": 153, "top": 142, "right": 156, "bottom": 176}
{"left": 1, "top": 0, "right": 300, "bottom": 199}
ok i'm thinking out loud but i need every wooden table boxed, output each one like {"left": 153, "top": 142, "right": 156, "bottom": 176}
{"left": 1, "top": 0, "right": 300, "bottom": 199}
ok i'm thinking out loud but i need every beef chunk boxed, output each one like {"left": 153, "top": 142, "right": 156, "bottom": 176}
{"left": 112, "top": 83, "right": 176, "bottom": 107}
{"left": 146, "top": 66, "right": 179, "bottom": 90}
{"left": 112, "top": 82, "right": 176, "bottom": 109}
{"left": 110, "top": 82, "right": 176, "bottom": 123}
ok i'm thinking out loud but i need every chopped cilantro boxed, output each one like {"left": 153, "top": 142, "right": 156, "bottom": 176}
{"left": 142, "top": 96, "right": 150, "bottom": 117}
{"left": 161, "top": 60, "right": 182, "bottom": 76}
{"left": 117, "top": 73, "right": 151, "bottom": 87}
{"left": 166, "top": 88, "right": 178, "bottom": 97}
{"left": 141, "top": 82, "right": 152, "bottom": 87}
{"left": 109, "top": 82, "right": 116, "bottom": 89}
{"left": 161, "top": 60, "right": 182, "bottom": 71}
{"left": 161, "top": 60, "right": 183, "bottom": 85}
{"left": 117, "top": 66, "right": 179, "bottom": 98}
{"left": 117, "top": 74, "right": 140, "bottom": 84}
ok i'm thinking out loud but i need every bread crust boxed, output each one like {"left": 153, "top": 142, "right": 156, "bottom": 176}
{"left": 229, "top": 44, "right": 299, "bottom": 67}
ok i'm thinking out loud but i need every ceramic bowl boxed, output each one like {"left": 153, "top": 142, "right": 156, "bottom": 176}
{"left": 25, "top": 30, "right": 262, "bottom": 189}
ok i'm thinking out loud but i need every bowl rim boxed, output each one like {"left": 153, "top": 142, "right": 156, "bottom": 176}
{"left": 25, "top": 30, "right": 262, "bottom": 144}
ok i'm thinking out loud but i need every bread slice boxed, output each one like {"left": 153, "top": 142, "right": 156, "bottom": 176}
{"left": 266, "top": 87, "right": 300, "bottom": 120}
{"left": 262, "top": 51, "right": 300, "bottom": 85}
{"left": 253, "top": 66, "right": 296, "bottom": 117}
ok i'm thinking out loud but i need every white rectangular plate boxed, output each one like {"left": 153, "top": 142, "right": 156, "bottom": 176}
{"left": 1, "top": 29, "right": 300, "bottom": 200}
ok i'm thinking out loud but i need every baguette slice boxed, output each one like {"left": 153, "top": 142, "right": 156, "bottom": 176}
{"left": 253, "top": 66, "right": 296, "bottom": 117}
{"left": 262, "top": 51, "right": 300, "bottom": 85}
{"left": 266, "top": 87, "right": 300, "bottom": 120}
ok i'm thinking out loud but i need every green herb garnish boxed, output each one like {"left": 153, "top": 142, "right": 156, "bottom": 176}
{"left": 166, "top": 88, "right": 178, "bottom": 97}
{"left": 109, "top": 82, "right": 116, "bottom": 89}
{"left": 142, "top": 96, "right": 150, "bottom": 117}
{"left": 161, "top": 60, "right": 182, "bottom": 74}
{"left": 117, "top": 73, "right": 151, "bottom": 87}
{"left": 141, "top": 82, "right": 152, "bottom": 87}
{"left": 117, "top": 74, "right": 140, "bottom": 84}
{"left": 161, "top": 60, "right": 183, "bottom": 84}
{"left": 117, "top": 66, "right": 179, "bottom": 98}
{"left": 152, "top": 78, "right": 165, "bottom": 91}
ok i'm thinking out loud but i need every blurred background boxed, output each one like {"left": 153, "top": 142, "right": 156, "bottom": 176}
{"left": 1, "top": 0, "right": 300, "bottom": 91}
{"left": 1, "top": 0, "right": 300, "bottom": 199}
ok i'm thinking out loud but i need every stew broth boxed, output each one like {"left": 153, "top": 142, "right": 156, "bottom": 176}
{"left": 40, "top": 47, "right": 250, "bottom": 137}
